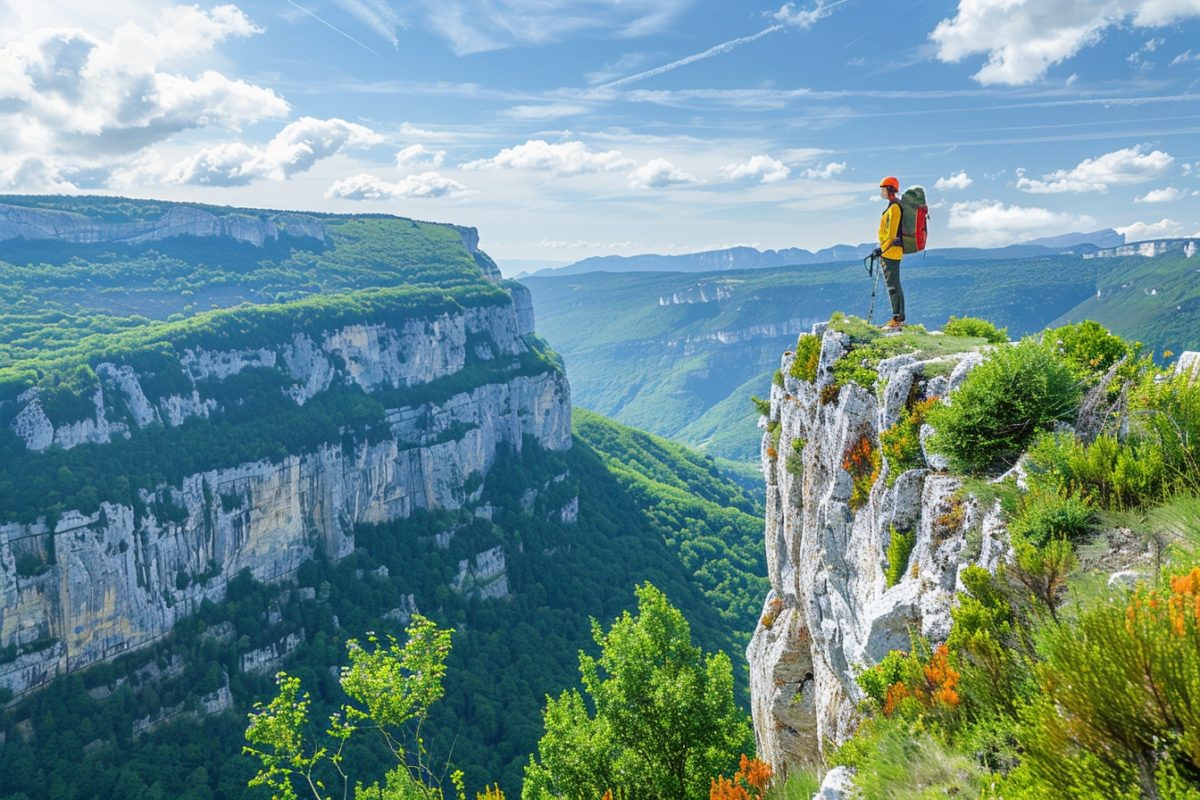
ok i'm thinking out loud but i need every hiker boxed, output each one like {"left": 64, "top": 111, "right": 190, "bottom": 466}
{"left": 872, "top": 176, "right": 905, "bottom": 330}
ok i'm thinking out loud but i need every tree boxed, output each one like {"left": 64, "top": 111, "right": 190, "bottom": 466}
{"left": 243, "top": 614, "right": 459, "bottom": 800}
{"left": 522, "top": 583, "right": 751, "bottom": 800}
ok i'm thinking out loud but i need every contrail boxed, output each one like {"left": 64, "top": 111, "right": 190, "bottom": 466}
{"left": 598, "top": 25, "right": 785, "bottom": 90}
{"left": 283, "top": 0, "right": 381, "bottom": 57}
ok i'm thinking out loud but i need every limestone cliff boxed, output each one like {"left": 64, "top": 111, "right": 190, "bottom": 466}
{"left": 0, "top": 288, "right": 570, "bottom": 698}
{"left": 746, "top": 322, "right": 1000, "bottom": 774}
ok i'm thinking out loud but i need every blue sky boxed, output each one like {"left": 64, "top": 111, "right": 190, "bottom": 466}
{"left": 1, "top": 0, "right": 1199, "bottom": 272}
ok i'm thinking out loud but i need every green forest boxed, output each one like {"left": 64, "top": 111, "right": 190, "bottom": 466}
{"left": 0, "top": 410, "right": 766, "bottom": 800}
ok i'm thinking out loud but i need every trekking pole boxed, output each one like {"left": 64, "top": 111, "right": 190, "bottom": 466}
{"left": 863, "top": 254, "right": 881, "bottom": 325}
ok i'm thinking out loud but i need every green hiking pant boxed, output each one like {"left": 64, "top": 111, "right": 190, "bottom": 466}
{"left": 881, "top": 256, "right": 905, "bottom": 322}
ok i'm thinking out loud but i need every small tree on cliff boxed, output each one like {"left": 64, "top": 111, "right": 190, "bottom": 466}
{"left": 243, "top": 614, "right": 459, "bottom": 800}
{"left": 522, "top": 583, "right": 751, "bottom": 800}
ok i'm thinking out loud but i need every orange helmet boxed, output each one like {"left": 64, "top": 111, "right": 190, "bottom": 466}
{"left": 879, "top": 176, "right": 900, "bottom": 192}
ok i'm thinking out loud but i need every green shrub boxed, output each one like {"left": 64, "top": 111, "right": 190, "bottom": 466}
{"left": 857, "top": 650, "right": 922, "bottom": 708}
{"left": 884, "top": 526, "right": 915, "bottom": 588}
{"left": 1138, "top": 373, "right": 1200, "bottom": 498}
{"left": 832, "top": 356, "right": 879, "bottom": 392}
{"left": 1025, "top": 431, "right": 1167, "bottom": 510}
{"left": 791, "top": 333, "right": 822, "bottom": 382}
{"left": 926, "top": 338, "right": 1079, "bottom": 474}
{"left": 773, "top": 368, "right": 784, "bottom": 388}
{"left": 880, "top": 398, "right": 937, "bottom": 486}
{"left": 943, "top": 316, "right": 1007, "bottom": 344}
{"left": 751, "top": 395, "right": 771, "bottom": 417}
{"left": 1007, "top": 567, "right": 1200, "bottom": 798}
{"left": 1008, "top": 486, "right": 1095, "bottom": 547}
{"left": 785, "top": 438, "right": 805, "bottom": 477}
{"left": 1048, "top": 319, "right": 1133, "bottom": 381}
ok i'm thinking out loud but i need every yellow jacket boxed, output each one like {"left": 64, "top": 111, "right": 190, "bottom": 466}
{"left": 878, "top": 202, "right": 903, "bottom": 260}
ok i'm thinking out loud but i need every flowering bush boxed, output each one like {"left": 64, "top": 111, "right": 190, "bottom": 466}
{"left": 843, "top": 434, "right": 880, "bottom": 511}
{"left": 709, "top": 754, "right": 772, "bottom": 800}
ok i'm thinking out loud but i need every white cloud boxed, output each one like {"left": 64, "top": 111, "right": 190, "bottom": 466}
{"left": 780, "top": 147, "right": 832, "bottom": 164}
{"left": 396, "top": 144, "right": 446, "bottom": 169}
{"left": 629, "top": 158, "right": 696, "bottom": 189}
{"left": 1172, "top": 49, "right": 1200, "bottom": 64}
{"left": 1136, "top": 186, "right": 1184, "bottom": 202}
{"left": 329, "top": 0, "right": 407, "bottom": 47}
{"left": 1116, "top": 218, "right": 1188, "bottom": 240}
{"left": 166, "top": 117, "right": 380, "bottom": 186}
{"left": 413, "top": 0, "right": 688, "bottom": 56}
{"left": 0, "top": 154, "right": 78, "bottom": 192}
{"left": 325, "top": 171, "right": 468, "bottom": 200}
{"left": 1016, "top": 146, "right": 1173, "bottom": 193}
{"left": 463, "top": 139, "right": 634, "bottom": 175}
{"left": 799, "top": 161, "right": 846, "bottom": 180}
{"left": 772, "top": 0, "right": 850, "bottom": 29}
{"left": 0, "top": 5, "right": 285, "bottom": 191}
{"left": 935, "top": 170, "right": 973, "bottom": 191}
{"left": 931, "top": 1, "right": 1200, "bottom": 85}
{"left": 502, "top": 104, "right": 588, "bottom": 121}
{"left": 948, "top": 199, "right": 1096, "bottom": 246}
{"left": 724, "top": 155, "right": 791, "bottom": 183}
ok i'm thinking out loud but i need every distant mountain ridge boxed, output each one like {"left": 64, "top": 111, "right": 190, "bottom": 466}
{"left": 537, "top": 229, "right": 1126, "bottom": 275}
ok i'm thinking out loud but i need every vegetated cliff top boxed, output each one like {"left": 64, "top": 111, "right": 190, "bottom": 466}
{"left": 754, "top": 312, "right": 1200, "bottom": 796}
{"left": 0, "top": 194, "right": 513, "bottom": 399}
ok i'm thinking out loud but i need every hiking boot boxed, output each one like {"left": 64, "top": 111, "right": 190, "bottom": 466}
{"left": 881, "top": 318, "right": 904, "bottom": 331}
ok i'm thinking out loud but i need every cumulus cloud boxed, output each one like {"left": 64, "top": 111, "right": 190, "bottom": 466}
{"left": 1016, "top": 146, "right": 1173, "bottom": 193}
{"left": 628, "top": 159, "right": 695, "bottom": 189}
{"left": 325, "top": 171, "right": 467, "bottom": 200}
{"left": 166, "top": 117, "right": 380, "bottom": 186}
{"left": 463, "top": 139, "right": 634, "bottom": 175}
{"left": 935, "top": 170, "right": 973, "bottom": 191}
{"left": 772, "top": 0, "right": 849, "bottom": 29}
{"left": 0, "top": 4, "right": 285, "bottom": 191}
{"left": 948, "top": 199, "right": 1097, "bottom": 247}
{"left": 1116, "top": 218, "right": 1189, "bottom": 240}
{"left": 1136, "top": 186, "right": 1184, "bottom": 203}
{"left": 724, "top": 155, "right": 790, "bottom": 183}
{"left": 0, "top": 155, "right": 78, "bottom": 192}
{"left": 395, "top": 143, "right": 445, "bottom": 169}
{"left": 932, "top": 0, "right": 1200, "bottom": 85}
{"left": 799, "top": 162, "right": 846, "bottom": 180}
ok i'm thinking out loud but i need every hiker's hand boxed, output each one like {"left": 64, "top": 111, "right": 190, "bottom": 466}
{"left": 870, "top": 247, "right": 882, "bottom": 258}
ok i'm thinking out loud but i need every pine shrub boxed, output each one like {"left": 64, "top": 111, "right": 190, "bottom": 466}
{"left": 926, "top": 338, "right": 1079, "bottom": 474}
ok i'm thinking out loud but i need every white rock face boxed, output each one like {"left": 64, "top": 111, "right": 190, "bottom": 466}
{"left": 452, "top": 546, "right": 509, "bottom": 600}
{"left": 748, "top": 324, "right": 1006, "bottom": 772}
{"left": 0, "top": 203, "right": 325, "bottom": 247}
{"left": 0, "top": 289, "right": 569, "bottom": 697}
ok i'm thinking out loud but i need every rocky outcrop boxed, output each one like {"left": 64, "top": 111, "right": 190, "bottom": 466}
{"left": 0, "top": 203, "right": 325, "bottom": 247}
{"left": 747, "top": 323, "right": 1000, "bottom": 776}
{"left": 0, "top": 288, "right": 570, "bottom": 697}
{"left": 1083, "top": 238, "right": 1198, "bottom": 259}
{"left": 9, "top": 302, "right": 534, "bottom": 451}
